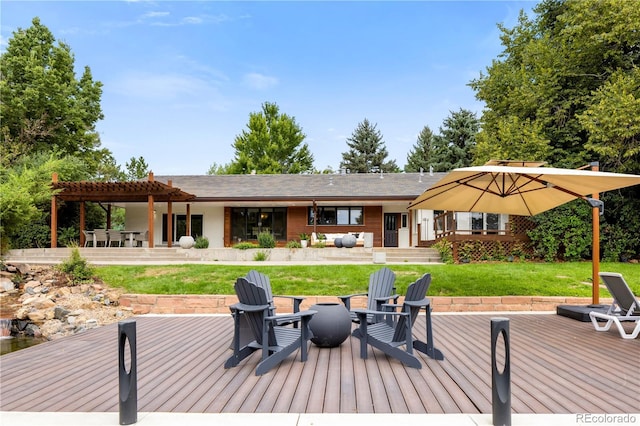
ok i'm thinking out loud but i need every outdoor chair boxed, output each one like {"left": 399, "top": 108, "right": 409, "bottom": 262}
{"left": 246, "top": 270, "right": 305, "bottom": 321}
{"left": 107, "top": 229, "right": 124, "bottom": 247}
{"left": 224, "top": 277, "right": 316, "bottom": 375}
{"left": 589, "top": 272, "right": 640, "bottom": 339}
{"left": 339, "top": 266, "right": 398, "bottom": 330}
{"left": 93, "top": 229, "right": 109, "bottom": 247}
{"left": 354, "top": 273, "right": 444, "bottom": 368}
{"left": 82, "top": 230, "right": 94, "bottom": 247}
{"left": 135, "top": 230, "right": 149, "bottom": 247}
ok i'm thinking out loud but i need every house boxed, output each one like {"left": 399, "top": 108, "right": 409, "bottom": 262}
{"left": 51, "top": 171, "right": 524, "bottom": 252}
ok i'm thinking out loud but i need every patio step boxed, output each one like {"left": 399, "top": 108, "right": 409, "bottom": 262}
{"left": 3, "top": 247, "right": 441, "bottom": 265}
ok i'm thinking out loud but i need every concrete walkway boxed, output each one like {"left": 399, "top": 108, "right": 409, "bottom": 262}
{"left": 1, "top": 411, "right": 601, "bottom": 426}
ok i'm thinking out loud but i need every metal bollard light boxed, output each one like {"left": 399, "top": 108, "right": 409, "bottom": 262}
{"left": 491, "top": 318, "right": 511, "bottom": 426}
{"left": 119, "top": 320, "right": 137, "bottom": 425}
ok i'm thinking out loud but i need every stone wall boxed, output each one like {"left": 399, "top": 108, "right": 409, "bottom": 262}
{"left": 119, "top": 293, "right": 609, "bottom": 315}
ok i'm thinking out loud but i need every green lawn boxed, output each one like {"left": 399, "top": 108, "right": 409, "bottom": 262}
{"left": 95, "top": 262, "right": 640, "bottom": 297}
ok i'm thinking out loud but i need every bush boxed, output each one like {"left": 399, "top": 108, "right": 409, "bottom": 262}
{"left": 285, "top": 240, "right": 302, "bottom": 248}
{"left": 57, "top": 247, "right": 94, "bottom": 284}
{"left": 432, "top": 238, "right": 453, "bottom": 264}
{"left": 257, "top": 232, "right": 276, "bottom": 248}
{"left": 253, "top": 250, "right": 269, "bottom": 261}
{"left": 233, "top": 242, "right": 259, "bottom": 250}
{"left": 194, "top": 236, "right": 209, "bottom": 249}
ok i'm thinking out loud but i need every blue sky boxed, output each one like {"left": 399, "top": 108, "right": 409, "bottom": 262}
{"left": 2, "top": 1, "right": 536, "bottom": 175}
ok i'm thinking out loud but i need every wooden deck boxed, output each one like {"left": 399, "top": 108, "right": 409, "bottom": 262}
{"left": 1, "top": 313, "right": 638, "bottom": 414}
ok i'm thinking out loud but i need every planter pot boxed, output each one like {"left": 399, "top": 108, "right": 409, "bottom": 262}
{"left": 179, "top": 236, "right": 195, "bottom": 249}
{"left": 301, "top": 240, "right": 308, "bottom": 248}
{"left": 309, "top": 303, "right": 352, "bottom": 347}
{"left": 341, "top": 234, "right": 357, "bottom": 248}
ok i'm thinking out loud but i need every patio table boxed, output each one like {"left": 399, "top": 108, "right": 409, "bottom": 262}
{"left": 121, "top": 231, "right": 141, "bottom": 247}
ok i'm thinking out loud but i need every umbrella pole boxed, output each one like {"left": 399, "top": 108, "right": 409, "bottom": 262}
{"left": 591, "top": 162, "right": 600, "bottom": 305}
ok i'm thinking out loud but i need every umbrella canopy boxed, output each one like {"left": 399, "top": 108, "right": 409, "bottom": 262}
{"left": 408, "top": 165, "right": 640, "bottom": 216}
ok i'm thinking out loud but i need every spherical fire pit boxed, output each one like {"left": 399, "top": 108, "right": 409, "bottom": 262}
{"left": 308, "top": 303, "right": 352, "bottom": 347}
{"left": 341, "top": 234, "right": 357, "bottom": 248}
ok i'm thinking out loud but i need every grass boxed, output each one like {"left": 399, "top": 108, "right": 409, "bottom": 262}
{"left": 95, "top": 262, "right": 640, "bottom": 298}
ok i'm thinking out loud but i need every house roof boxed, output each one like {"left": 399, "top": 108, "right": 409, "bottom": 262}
{"left": 155, "top": 172, "right": 445, "bottom": 205}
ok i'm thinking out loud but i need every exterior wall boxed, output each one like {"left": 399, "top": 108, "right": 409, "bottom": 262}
{"left": 288, "top": 206, "right": 384, "bottom": 246}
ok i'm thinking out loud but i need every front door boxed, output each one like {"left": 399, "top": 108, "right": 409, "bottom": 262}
{"left": 384, "top": 213, "right": 400, "bottom": 247}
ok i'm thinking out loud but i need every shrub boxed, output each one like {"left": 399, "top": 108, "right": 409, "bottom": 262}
{"left": 286, "top": 240, "right": 302, "bottom": 248}
{"left": 253, "top": 250, "right": 269, "bottom": 261}
{"left": 257, "top": 232, "right": 276, "bottom": 248}
{"left": 312, "top": 242, "right": 326, "bottom": 248}
{"left": 194, "top": 236, "right": 209, "bottom": 249}
{"left": 432, "top": 238, "right": 453, "bottom": 264}
{"left": 233, "top": 242, "right": 259, "bottom": 250}
{"left": 57, "top": 247, "right": 94, "bottom": 284}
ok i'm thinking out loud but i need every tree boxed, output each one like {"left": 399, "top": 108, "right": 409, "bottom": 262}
{"left": 405, "top": 126, "right": 437, "bottom": 172}
{"left": 207, "top": 161, "right": 234, "bottom": 175}
{"left": 430, "top": 109, "right": 479, "bottom": 171}
{"left": 340, "top": 119, "right": 398, "bottom": 173}
{"left": 125, "top": 156, "right": 151, "bottom": 181}
{"left": 469, "top": 0, "right": 640, "bottom": 171}
{"left": 228, "top": 102, "right": 314, "bottom": 174}
{"left": 0, "top": 18, "right": 104, "bottom": 168}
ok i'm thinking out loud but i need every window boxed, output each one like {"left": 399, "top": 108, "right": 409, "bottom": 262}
{"left": 231, "top": 207, "right": 287, "bottom": 242}
{"left": 308, "top": 206, "right": 363, "bottom": 225}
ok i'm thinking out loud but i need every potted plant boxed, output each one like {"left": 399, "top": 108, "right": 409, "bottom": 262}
{"left": 299, "top": 232, "right": 309, "bottom": 248}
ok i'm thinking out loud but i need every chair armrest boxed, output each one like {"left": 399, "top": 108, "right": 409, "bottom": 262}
{"left": 230, "top": 303, "right": 270, "bottom": 313}
{"left": 272, "top": 295, "right": 306, "bottom": 312}
{"left": 404, "top": 298, "right": 431, "bottom": 308}
{"left": 353, "top": 308, "right": 408, "bottom": 318}
{"left": 338, "top": 293, "right": 368, "bottom": 310}
{"left": 265, "top": 309, "right": 317, "bottom": 323}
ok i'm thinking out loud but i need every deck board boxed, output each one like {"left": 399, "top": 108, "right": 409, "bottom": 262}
{"left": 1, "top": 313, "right": 638, "bottom": 414}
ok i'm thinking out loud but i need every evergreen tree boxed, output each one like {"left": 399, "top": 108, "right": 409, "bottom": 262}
{"left": 340, "top": 119, "right": 398, "bottom": 173}
{"left": 430, "top": 109, "right": 479, "bottom": 171}
{"left": 405, "top": 126, "right": 437, "bottom": 172}
{"left": 229, "top": 102, "right": 314, "bottom": 174}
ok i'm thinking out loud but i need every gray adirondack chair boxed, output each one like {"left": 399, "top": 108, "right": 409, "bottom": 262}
{"left": 224, "top": 277, "right": 316, "bottom": 375}
{"left": 354, "top": 273, "right": 444, "bottom": 368}
{"left": 339, "top": 267, "right": 398, "bottom": 327}
{"left": 246, "top": 270, "right": 305, "bottom": 317}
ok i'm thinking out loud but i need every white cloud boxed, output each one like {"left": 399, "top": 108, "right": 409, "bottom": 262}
{"left": 243, "top": 72, "right": 278, "bottom": 90}
{"left": 111, "top": 72, "right": 218, "bottom": 101}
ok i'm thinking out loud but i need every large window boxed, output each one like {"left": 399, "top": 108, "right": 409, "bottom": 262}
{"left": 231, "top": 207, "right": 287, "bottom": 242}
{"left": 308, "top": 206, "right": 363, "bottom": 225}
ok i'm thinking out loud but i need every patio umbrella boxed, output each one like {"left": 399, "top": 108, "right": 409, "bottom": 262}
{"left": 408, "top": 162, "right": 640, "bottom": 304}
{"left": 408, "top": 164, "right": 640, "bottom": 216}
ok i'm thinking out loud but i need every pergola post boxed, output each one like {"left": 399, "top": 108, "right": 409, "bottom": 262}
{"left": 167, "top": 180, "right": 173, "bottom": 248}
{"left": 79, "top": 201, "right": 86, "bottom": 247}
{"left": 186, "top": 203, "right": 191, "bottom": 236}
{"left": 147, "top": 172, "right": 155, "bottom": 248}
{"left": 51, "top": 173, "right": 58, "bottom": 248}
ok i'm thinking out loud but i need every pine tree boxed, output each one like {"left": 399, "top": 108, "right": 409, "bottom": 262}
{"left": 405, "top": 126, "right": 437, "bottom": 172}
{"left": 340, "top": 119, "right": 398, "bottom": 173}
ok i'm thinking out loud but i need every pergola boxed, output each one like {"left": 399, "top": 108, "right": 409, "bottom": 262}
{"left": 51, "top": 172, "right": 196, "bottom": 248}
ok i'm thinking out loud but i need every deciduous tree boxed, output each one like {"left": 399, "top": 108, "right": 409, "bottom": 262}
{"left": 228, "top": 102, "right": 313, "bottom": 174}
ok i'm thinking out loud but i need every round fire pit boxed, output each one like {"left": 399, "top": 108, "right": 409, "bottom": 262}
{"left": 341, "top": 234, "right": 357, "bottom": 248}
{"left": 308, "top": 303, "right": 351, "bottom": 347}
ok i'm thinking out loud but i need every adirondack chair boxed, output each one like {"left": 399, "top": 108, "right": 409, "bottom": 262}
{"left": 339, "top": 267, "right": 398, "bottom": 329}
{"left": 246, "top": 270, "right": 305, "bottom": 317}
{"left": 354, "top": 273, "right": 444, "bottom": 368}
{"left": 224, "top": 277, "right": 316, "bottom": 375}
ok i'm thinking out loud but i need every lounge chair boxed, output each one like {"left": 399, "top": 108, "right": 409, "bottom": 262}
{"left": 224, "top": 277, "right": 316, "bottom": 375}
{"left": 354, "top": 273, "right": 444, "bottom": 368}
{"left": 589, "top": 272, "right": 640, "bottom": 339}
{"left": 339, "top": 266, "right": 398, "bottom": 328}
